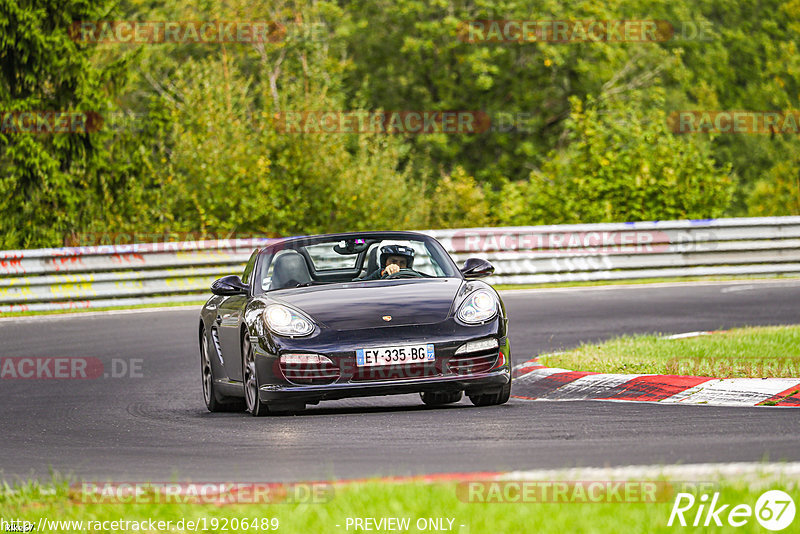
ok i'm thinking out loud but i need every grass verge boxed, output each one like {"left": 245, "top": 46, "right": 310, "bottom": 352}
{"left": 539, "top": 325, "right": 800, "bottom": 378}
{"left": 1, "top": 476, "right": 797, "bottom": 533}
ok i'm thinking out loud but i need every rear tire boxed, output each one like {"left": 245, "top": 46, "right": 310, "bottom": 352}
{"left": 420, "top": 390, "right": 463, "bottom": 406}
{"left": 468, "top": 381, "right": 511, "bottom": 407}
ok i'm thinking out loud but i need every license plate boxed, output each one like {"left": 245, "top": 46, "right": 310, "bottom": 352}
{"left": 356, "top": 344, "right": 435, "bottom": 367}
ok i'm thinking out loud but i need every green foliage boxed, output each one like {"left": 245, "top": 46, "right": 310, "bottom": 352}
{"left": 747, "top": 156, "right": 800, "bottom": 216}
{"left": 655, "top": 0, "right": 800, "bottom": 214}
{"left": 342, "top": 0, "right": 681, "bottom": 189}
{"left": 427, "top": 166, "right": 489, "bottom": 228}
{"left": 0, "top": 0, "right": 134, "bottom": 248}
{"left": 122, "top": 0, "right": 424, "bottom": 237}
{"left": 496, "top": 96, "right": 734, "bottom": 224}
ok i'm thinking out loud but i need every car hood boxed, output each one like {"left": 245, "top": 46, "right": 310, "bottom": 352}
{"left": 271, "top": 278, "right": 463, "bottom": 329}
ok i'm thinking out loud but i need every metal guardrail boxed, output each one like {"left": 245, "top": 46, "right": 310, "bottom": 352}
{"left": 2, "top": 217, "right": 800, "bottom": 313}
{"left": 0, "top": 239, "right": 271, "bottom": 313}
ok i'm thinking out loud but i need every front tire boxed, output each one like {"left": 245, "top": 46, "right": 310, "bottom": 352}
{"left": 420, "top": 390, "right": 463, "bottom": 406}
{"left": 468, "top": 381, "right": 511, "bottom": 407}
{"left": 242, "top": 334, "right": 269, "bottom": 417}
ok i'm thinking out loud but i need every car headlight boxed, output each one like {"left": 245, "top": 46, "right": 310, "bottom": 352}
{"left": 456, "top": 289, "right": 498, "bottom": 324}
{"left": 263, "top": 304, "right": 315, "bottom": 337}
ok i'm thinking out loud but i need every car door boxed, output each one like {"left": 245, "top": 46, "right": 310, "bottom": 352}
{"left": 216, "top": 251, "right": 258, "bottom": 382}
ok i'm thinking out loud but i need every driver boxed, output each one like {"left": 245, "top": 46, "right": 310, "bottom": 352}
{"left": 360, "top": 245, "right": 416, "bottom": 280}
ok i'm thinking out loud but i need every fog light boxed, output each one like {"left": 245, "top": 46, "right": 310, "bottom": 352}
{"left": 280, "top": 354, "right": 334, "bottom": 365}
{"left": 454, "top": 338, "right": 499, "bottom": 355}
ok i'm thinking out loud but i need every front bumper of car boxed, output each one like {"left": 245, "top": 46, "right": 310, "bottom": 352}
{"left": 257, "top": 368, "right": 511, "bottom": 403}
{"left": 252, "top": 318, "right": 511, "bottom": 404}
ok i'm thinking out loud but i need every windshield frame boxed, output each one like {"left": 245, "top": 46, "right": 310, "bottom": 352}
{"left": 252, "top": 231, "right": 461, "bottom": 295}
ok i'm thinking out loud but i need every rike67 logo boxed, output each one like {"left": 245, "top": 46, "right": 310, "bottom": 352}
{"left": 668, "top": 490, "right": 795, "bottom": 531}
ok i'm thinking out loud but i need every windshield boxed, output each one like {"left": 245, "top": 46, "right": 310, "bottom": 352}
{"left": 257, "top": 235, "right": 459, "bottom": 292}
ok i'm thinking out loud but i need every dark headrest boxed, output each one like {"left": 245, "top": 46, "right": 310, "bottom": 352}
{"left": 271, "top": 251, "right": 312, "bottom": 289}
{"left": 367, "top": 246, "right": 379, "bottom": 274}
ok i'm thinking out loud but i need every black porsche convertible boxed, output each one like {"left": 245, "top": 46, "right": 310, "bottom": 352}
{"left": 198, "top": 231, "right": 511, "bottom": 416}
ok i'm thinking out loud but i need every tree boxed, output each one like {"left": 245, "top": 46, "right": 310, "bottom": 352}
{"left": 496, "top": 95, "right": 734, "bottom": 224}
{"left": 747, "top": 156, "right": 800, "bottom": 216}
{"left": 0, "top": 0, "right": 133, "bottom": 248}
{"left": 121, "top": 0, "right": 425, "bottom": 237}
{"left": 427, "top": 166, "right": 489, "bottom": 228}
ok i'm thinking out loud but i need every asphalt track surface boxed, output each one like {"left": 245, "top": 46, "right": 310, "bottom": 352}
{"left": 1, "top": 280, "right": 799, "bottom": 482}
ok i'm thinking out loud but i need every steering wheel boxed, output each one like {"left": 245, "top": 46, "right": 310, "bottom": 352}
{"left": 383, "top": 268, "right": 425, "bottom": 279}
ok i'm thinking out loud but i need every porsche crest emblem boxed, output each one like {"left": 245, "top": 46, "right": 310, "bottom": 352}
{"left": 382, "top": 315, "right": 392, "bottom": 322}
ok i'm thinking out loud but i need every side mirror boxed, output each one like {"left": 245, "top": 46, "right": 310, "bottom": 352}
{"left": 211, "top": 275, "right": 249, "bottom": 296}
{"left": 460, "top": 257, "right": 495, "bottom": 279}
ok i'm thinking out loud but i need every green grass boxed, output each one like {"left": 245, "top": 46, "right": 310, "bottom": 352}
{"left": 1, "top": 476, "right": 797, "bottom": 533}
{"left": 494, "top": 273, "right": 800, "bottom": 290}
{"left": 539, "top": 325, "right": 800, "bottom": 377}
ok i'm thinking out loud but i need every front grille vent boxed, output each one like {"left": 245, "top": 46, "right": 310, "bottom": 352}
{"left": 448, "top": 351, "right": 498, "bottom": 375}
{"left": 280, "top": 360, "right": 340, "bottom": 385}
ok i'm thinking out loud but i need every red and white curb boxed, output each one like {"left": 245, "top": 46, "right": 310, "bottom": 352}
{"left": 512, "top": 359, "right": 800, "bottom": 407}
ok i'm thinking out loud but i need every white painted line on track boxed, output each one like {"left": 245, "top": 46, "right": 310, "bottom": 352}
{"left": 0, "top": 305, "right": 201, "bottom": 324}
{"left": 720, "top": 284, "right": 756, "bottom": 293}
{"left": 663, "top": 331, "right": 714, "bottom": 339}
